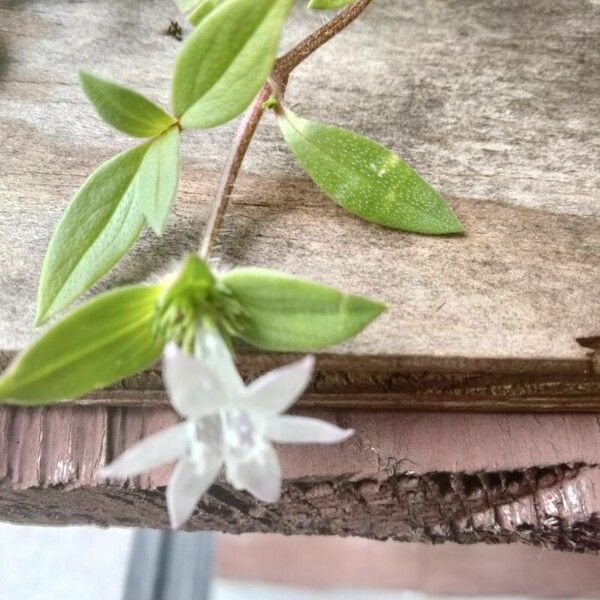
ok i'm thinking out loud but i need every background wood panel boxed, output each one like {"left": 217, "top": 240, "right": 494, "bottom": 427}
{"left": 1, "top": 1, "right": 600, "bottom": 543}
{"left": 0, "top": 0, "right": 598, "bottom": 367}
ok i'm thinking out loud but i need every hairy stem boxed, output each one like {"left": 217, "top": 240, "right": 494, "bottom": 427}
{"left": 275, "top": 0, "right": 373, "bottom": 78}
{"left": 198, "top": 84, "right": 272, "bottom": 259}
{"left": 199, "top": 0, "right": 373, "bottom": 260}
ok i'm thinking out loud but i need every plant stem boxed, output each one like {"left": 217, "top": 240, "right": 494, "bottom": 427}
{"left": 198, "top": 0, "right": 373, "bottom": 260}
{"left": 198, "top": 84, "right": 272, "bottom": 259}
{"left": 275, "top": 0, "right": 373, "bottom": 78}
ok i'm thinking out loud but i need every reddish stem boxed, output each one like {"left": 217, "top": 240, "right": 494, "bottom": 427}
{"left": 199, "top": 0, "right": 373, "bottom": 259}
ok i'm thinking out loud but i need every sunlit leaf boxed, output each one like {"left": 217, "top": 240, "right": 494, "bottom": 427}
{"left": 80, "top": 70, "right": 176, "bottom": 138}
{"left": 278, "top": 109, "right": 464, "bottom": 234}
{"left": 138, "top": 126, "right": 181, "bottom": 235}
{"left": 188, "top": 0, "right": 225, "bottom": 25}
{"left": 221, "top": 268, "right": 385, "bottom": 351}
{"left": 0, "top": 285, "right": 164, "bottom": 404}
{"left": 172, "top": 0, "right": 293, "bottom": 129}
{"left": 37, "top": 129, "right": 182, "bottom": 323}
{"left": 308, "top": 0, "right": 353, "bottom": 9}
{"left": 36, "top": 144, "right": 150, "bottom": 324}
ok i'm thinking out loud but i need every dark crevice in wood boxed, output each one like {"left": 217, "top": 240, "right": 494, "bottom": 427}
{"left": 2, "top": 462, "right": 597, "bottom": 551}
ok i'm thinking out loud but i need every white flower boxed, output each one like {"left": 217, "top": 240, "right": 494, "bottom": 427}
{"left": 100, "top": 328, "right": 353, "bottom": 528}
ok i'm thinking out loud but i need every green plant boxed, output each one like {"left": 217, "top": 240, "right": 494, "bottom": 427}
{"left": 0, "top": 0, "right": 463, "bottom": 407}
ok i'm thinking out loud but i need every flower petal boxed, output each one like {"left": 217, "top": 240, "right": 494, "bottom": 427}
{"left": 265, "top": 415, "right": 354, "bottom": 444}
{"left": 100, "top": 422, "right": 188, "bottom": 479}
{"left": 225, "top": 442, "right": 282, "bottom": 503}
{"left": 240, "top": 356, "right": 315, "bottom": 415}
{"left": 167, "top": 453, "right": 222, "bottom": 529}
{"left": 195, "top": 327, "right": 245, "bottom": 397}
{"left": 163, "top": 341, "right": 226, "bottom": 417}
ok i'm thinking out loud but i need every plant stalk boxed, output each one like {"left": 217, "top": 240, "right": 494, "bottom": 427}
{"left": 199, "top": 0, "right": 373, "bottom": 260}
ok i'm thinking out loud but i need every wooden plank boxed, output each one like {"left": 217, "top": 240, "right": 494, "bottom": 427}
{"left": 3, "top": 405, "right": 600, "bottom": 552}
{"left": 1, "top": 0, "right": 600, "bottom": 547}
{"left": 0, "top": 0, "right": 598, "bottom": 370}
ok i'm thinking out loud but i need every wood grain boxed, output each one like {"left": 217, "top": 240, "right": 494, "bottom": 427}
{"left": 3, "top": 405, "right": 600, "bottom": 552}
{"left": 0, "top": 0, "right": 598, "bottom": 367}
{"left": 1, "top": 0, "right": 600, "bottom": 545}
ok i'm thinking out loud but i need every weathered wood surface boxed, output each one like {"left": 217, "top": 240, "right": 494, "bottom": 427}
{"left": 4, "top": 406, "right": 600, "bottom": 552}
{"left": 0, "top": 0, "right": 598, "bottom": 410}
{"left": 0, "top": 0, "right": 598, "bottom": 366}
{"left": 1, "top": 0, "right": 600, "bottom": 548}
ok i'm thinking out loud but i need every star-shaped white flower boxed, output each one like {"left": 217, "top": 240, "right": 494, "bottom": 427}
{"left": 101, "top": 328, "right": 353, "bottom": 528}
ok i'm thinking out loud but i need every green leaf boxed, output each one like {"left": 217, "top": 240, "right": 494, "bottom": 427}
{"left": 0, "top": 285, "right": 164, "bottom": 404}
{"left": 220, "top": 268, "right": 385, "bottom": 351}
{"left": 36, "top": 144, "right": 150, "bottom": 324}
{"left": 138, "top": 126, "right": 181, "bottom": 235}
{"left": 308, "top": 0, "right": 353, "bottom": 8}
{"left": 188, "top": 0, "right": 225, "bottom": 25}
{"left": 36, "top": 130, "right": 182, "bottom": 324}
{"left": 278, "top": 109, "right": 464, "bottom": 234}
{"left": 172, "top": 0, "right": 293, "bottom": 129}
{"left": 173, "top": 0, "right": 224, "bottom": 25}
{"left": 79, "top": 71, "right": 176, "bottom": 138}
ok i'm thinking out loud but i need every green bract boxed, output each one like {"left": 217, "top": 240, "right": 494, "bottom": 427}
{"left": 172, "top": 0, "right": 293, "bottom": 129}
{"left": 308, "top": 0, "right": 353, "bottom": 8}
{"left": 79, "top": 71, "right": 176, "bottom": 138}
{"left": 0, "top": 285, "right": 164, "bottom": 404}
{"left": 278, "top": 109, "right": 464, "bottom": 235}
{"left": 36, "top": 129, "right": 181, "bottom": 324}
{"left": 221, "top": 268, "right": 386, "bottom": 351}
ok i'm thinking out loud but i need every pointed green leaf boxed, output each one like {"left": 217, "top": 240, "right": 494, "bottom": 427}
{"left": 0, "top": 285, "right": 164, "bottom": 405}
{"left": 37, "top": 132, "right": 183, "bottom": 324}
{"left": 221, "top": 268, "right": 385, "bottom": 351}
{"left": 187, "top": 0, "right": 225, "bottom": 25}
{"left": 278, "top": 109, "right": 464, "bottom": 234}
{"left": 138, "top": 126, "right": 181, "bottom": 235}
{"left": 80, "top": 71, "right": 176, "bottom": 138}
{"left": 172, "top": 0, "right": 293, "bottom": 129}
{"left": 36, "top": 144, "right": 151, "bottom": 324}
{"left": 308, "top": 0, "right": 353, "bottom": 8}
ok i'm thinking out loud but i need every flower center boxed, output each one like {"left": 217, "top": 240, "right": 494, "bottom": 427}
{"left": 221, "top": 409, "right": 257, "bottom": 459}
{"left": 187, "top": 409, "right": 258, "bottom": 471}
